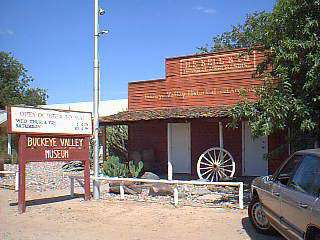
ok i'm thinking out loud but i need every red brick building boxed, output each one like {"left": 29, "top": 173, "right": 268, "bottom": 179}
{"left": 100, "top": 48, "right": 289, "bottom": 180}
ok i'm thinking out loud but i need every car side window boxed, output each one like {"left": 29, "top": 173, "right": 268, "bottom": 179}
{"left": 288, "top": 154, "right": 320, "bottom": 197}
{"left": 275, "top": 154, "right": 304, "bottom": 186}
{"left": 312, "top": 174, "right": 320, "bottom": 197}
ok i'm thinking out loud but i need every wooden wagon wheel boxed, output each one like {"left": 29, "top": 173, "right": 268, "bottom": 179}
{"left": 197, "top": 147, "right": 235, "bottom": 182}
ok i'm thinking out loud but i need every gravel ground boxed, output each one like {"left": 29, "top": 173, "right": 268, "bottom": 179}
{"left": 101, "top": 184, "right": 248, "bottom": 209}
{"left": 0, "top": 189, "right": 283, "bottom": 240}
{"left": 1, "top": 163, "right": 251, "bottom": 208}
{"left": 1, "top": 163, "right": 83, "bottom": 192}
{"left": 0, "top": 163, "right": 284, "bottom": 239}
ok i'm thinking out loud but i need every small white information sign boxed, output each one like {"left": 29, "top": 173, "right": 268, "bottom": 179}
{"left": 8, "top": 106, "right": 92, "bottom": 135}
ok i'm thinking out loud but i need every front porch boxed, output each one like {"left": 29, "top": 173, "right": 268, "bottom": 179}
{"left": 99, "top": 106, "right": 281, "bottom": 180}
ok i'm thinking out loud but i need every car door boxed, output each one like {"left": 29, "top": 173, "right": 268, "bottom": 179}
{"left": 280, "top": 154, "right": 320, "bottom": 239}
{"left": 310, "top": 172, "right": 320, "bottom": 230}
{"left": 261, "top": 154, "right": 304, "bottom": 224}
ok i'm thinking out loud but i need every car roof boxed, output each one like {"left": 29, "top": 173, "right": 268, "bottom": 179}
{"left": 295, "top": 148, "right": 320, "bottom": 157}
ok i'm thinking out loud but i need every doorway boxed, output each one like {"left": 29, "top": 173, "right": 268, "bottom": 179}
{"left": 243, "top": 122, "right": 268, "bottom": 176}
{"left": 168, "top": 123, "right": 191, "bottom": 174}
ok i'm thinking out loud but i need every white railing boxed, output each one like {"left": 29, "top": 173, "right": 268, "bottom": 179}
{"left": 68, "top": 175, "right": 244, "bottom": 209}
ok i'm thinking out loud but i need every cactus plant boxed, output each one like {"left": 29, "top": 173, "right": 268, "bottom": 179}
{"left": 102, "top": 156, "right": 129, "bottom": 177}
{"left": 128, "top": 160, "right": 144, "bottom": 178}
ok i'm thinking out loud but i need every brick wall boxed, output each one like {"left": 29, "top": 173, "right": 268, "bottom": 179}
{"left": 128, "top": 120, "right": 167, "bottom": 176}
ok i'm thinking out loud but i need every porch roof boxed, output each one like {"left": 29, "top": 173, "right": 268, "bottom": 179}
{"left": 99, "top": 106, "right": 230, "bottom": 125}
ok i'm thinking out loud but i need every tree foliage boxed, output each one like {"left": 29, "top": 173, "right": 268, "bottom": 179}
{"left": 0, "top": 51, "right": 48, "bottom": 109}
{"left": 199, "top": 0, "right": 320, "bottom": 142}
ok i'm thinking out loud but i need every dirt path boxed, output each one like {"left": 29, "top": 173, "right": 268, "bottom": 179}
{"left": 0, "top": 189, "right": 282, "bottom": 240}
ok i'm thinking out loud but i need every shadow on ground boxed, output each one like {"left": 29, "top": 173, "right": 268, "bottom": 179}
{"left": 242, "top": 217, "right": 284, "bottom": 240}
{"left": 9, "top": 193, "right": 83, "bottom": 207}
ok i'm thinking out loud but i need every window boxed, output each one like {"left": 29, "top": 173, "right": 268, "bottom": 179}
{"left": 312, "top": 174, "right": 320, "bottom": 197}
{"left": 289, "top": 154, "right": 320, "bottom": 197}
{"left": 276, "top": 154, "right": 304, "bottom": 185}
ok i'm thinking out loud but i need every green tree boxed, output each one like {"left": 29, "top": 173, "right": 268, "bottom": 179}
{"left": 0, "top": 51, "right": 48, "bottom": 109}
{"left": 200, "top": 0, "right": 320, "bottom": 145}
{"left": 0, "top": 52, "right": 48, "bottom": 161}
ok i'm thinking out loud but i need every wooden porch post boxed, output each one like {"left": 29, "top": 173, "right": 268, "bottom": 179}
{"left": 101, "top": 125, "right": 107, "bottom": 161}
{"left": 7, "top": 133, "right": 12, "bottom": 157}
{"left": 167, "top": 123, "right": 173, "bottom": 180}
{"left": 219, "top": 122, "right": 224, "bottom": 148}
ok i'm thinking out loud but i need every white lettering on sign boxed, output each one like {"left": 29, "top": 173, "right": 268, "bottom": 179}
{"left": 60, "top": 138, "right": 84, "bottom": 147}
{"left": 27, "top": 137, "right": 57, "bottom": 147}
{"left": 180, "top": 51, "right": 256, "bottom": 76}
{"left": 26, "top": 137, "right": 84, "bottom": 148}
{"left": 9, "top": 106, "right": 92, "bottom": 135}
{"left": 45, "top": 149, "right": 69, "bottom": 159}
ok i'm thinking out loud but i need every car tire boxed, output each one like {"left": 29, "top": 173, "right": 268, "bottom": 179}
{"left": 248, "top": 197, "right": 275, "bottom": 235}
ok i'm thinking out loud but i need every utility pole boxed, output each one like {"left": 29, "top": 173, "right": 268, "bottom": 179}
{"left": 93, "top": 0, "right": 107, "bottom": 200}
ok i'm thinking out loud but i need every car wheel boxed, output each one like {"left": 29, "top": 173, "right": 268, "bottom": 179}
{"left": 248, "top": 197, "right": 275, "bottom": 234}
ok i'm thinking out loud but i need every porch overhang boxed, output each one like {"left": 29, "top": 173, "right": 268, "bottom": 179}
{"left": 99, "top": 106, "right": 230, "bottom": 125}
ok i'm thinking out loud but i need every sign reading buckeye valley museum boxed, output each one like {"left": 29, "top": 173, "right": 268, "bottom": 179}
{"left": 22, "top": 136, "right": 89, "bottom": 161}
{"left": 7, "top": 106, "right": 92, "bottom": 213}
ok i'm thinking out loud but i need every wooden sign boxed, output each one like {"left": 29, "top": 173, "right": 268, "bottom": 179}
{"left": 7, "top": 106, "right": 92, "bottom": 213}
{"left": 8, "top": 106, "right": 92, "bottom": 135}
{"left": 17, "top": 135, "right": 91, "bottom": 213}
{"left": 180, "top": 51, "right": 256, "bottom": 76}
{"left": 22, "top": 136, "right": 89, "bottom": 161}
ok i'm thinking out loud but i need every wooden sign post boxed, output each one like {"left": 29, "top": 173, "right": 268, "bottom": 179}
{"left": 7, "top": 106, "right": 93, "bottom": 213}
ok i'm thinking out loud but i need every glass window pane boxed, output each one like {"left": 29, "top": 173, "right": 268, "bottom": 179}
{"left": 289, "top": 155, "right": 320, "bottom": 196}
{"left": 279, "top": 155, "right": 303, "bottom": 177}
{"left": 312, "top": 174, "right": 320, "bottom": 197}
{"left": 276, "top": 154, "right": 304, "bottom": 185}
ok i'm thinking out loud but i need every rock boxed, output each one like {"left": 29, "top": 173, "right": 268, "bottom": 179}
{"left": 109, "top": 185, "right": 141, "bottom": 195}
{"left": 191, "top": 188, "right": 212, "bottom": 196}
{"left": 141, "top": 172, "right": 160, "bottom": 180}
{"left": 148, "top": 184, "right": 173, "bottom": 196}
{"left": 178, "top": 191, "right": 186, "bottom": 198}
{"left": 197, "top": 194, "right": 221, "bottom": 202}
{"left": 195, "top": 179, "right": 209, "bottom": 182}
{"left": 127, "top": 184, "right": 143, "bottom": 193}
